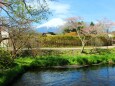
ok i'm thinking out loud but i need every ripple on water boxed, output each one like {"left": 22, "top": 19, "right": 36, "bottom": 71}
{"left": 11, "top": 65, "right": 115, "bottom": 86}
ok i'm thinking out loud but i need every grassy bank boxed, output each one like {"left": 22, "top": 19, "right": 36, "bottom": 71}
{"left": 0, "top": 66, "right": 25, "bottom": 86}
{"left": 0, "top": 48, "right": 115, "bottom": 86}
{"left": 0, "top": 58, "right": 34, "bottom": 86}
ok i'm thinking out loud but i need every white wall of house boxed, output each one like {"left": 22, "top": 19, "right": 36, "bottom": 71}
{"left": 1, "top": 31, "right": 9, "bottom": 38}
{"left": 0, "top": 31, "right": 9, "bottom": 47}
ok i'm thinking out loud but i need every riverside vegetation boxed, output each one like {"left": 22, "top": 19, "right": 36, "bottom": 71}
{"left": 0, "top": 48, "right": 115, "bottom": 86}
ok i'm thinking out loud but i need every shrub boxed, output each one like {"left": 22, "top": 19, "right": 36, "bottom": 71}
{"left": 20, "top": 50, "right": 39, "bottom": 57}
{"left": 89, "top": 48, "right": 111, "bottom": 55}
{"left": 38, "top": 35, "right": 111, "bottom": 47}
{"left": 76, "top": 56, "right": 89, "bottom": 65}
{"left": 0, "top": 48, "right": 13, "bottom": 69}
{"left": 31, "top": 56, "right": 69, "bottom": 67}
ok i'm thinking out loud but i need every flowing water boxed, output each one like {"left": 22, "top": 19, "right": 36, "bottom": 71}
{"left": 11, "top": 65, "right": 115, "bottom": 86}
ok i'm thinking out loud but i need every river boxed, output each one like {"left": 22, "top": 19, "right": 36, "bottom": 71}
{"left": 11, "top": 65, "right": 115, "bottom": 86}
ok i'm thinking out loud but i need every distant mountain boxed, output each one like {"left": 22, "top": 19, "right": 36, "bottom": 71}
{"left": 36, "top": 18, "right": 66, "bottom": 33}
{"left": 37, "top": 26, "right": 60, "bottom": 33}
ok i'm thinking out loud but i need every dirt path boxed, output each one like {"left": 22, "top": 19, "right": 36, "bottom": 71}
{"left": 40, "top": 46, "right": 115, "bottom": 50}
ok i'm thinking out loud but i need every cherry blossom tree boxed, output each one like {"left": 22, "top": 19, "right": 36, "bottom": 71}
{"left": 96, "top": 18, "right": 115, "bottom": 48}
{"left": 64, "top": 17, "right": 115, "bottom": 53}
{"left": 64, "top": 17, "right": 95, "bottom": 53}
{"left": 63, "top": 17, "right": 115, "bottom": 53}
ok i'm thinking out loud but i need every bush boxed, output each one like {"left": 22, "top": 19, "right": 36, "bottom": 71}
{"left": 0, "top": 48, "right": 13, "bottom": 69}
{"left": 31, "top": 56, "right": 69, "bottom": 67}
{"left": 76, "top": 56, "right": 89, "bottom": 65}
{"left": 39, "top": 36, "right": 81, "bottom": 47}
{"left": 38, "top": 35, "right": 112, "bottom": 47}
{"left": 90, "top": 48, "right": 111, "bottom": 55}
{"left": 19, "top": 50, "right": 39, "bottom": 57}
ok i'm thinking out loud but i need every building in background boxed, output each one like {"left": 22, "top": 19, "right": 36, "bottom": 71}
{"left": 0, "top": 28, "right": 9, "bottom": 47}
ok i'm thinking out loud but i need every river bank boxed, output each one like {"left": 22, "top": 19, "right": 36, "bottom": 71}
{"left": 0, "top": 48, "right": 115, "bottom": 86}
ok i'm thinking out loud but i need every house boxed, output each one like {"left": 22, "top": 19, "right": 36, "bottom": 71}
{"left": 0, "top": 28, "right": 9, "bottom": 47}
{"left": 42, "top": 32, "right": 56, "bottom": 36}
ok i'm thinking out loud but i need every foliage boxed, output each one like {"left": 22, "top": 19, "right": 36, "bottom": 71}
{"left": 0, "top": 0, "right": 50, "bottom": 23}
{"left": 89, "top": 48, "right": 111, "bottom": 54}
{"left": 63, "top": 28, "right": 77, "bottom": 33}
{"left": 38, "top": 35, "right": 112, "bottom": 47}
{"left": 31, "top": 56, "right": 69, "bottom": 67}
{"left": 64, "top": 32, "right": 77, "bottom": 36}
{"left": 39, "top": 35, "right": 80, "bottom": 47}
{"left": 0, "top": 57, "right": 34, "bottom": 86}
{"left": 0, "top": 48, "right": 13, "bottom": 69}
{"left": 0, "top": 65, "right": 25, "bottom": 86}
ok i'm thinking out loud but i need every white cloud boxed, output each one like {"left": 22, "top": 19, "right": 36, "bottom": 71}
{"left": 48, "top": 1, "right": 71, "bottom": 18}
{"left": 37, "top": 18, "right": 66, "bottom": 29}
{"left": 26, "top": 0, "right": 71, "bottom": 18}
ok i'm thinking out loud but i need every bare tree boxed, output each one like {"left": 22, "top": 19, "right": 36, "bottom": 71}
{"left": 0, "top": 0, "right": 50, "bottom": 22}
{"left": 0, "top": 0, "right": 52, "bottom": 44}
{"left": 0, "top": 17, "right": 38, "bottom": 58}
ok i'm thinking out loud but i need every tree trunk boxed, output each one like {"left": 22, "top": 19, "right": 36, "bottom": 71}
{"left": 0, "top": 30, "right": 2, "bottom": 43}
{"left": 10, "top": 38, "right": 17, "bottom": 58}
{"left": 77, "top": 31, "right": 86, "bottom": 53}
{"left": 12, "top": 46, "right": 17, "bottom": 58}
{"left": 81, "top": 41, "right": 85, "bottom": 53}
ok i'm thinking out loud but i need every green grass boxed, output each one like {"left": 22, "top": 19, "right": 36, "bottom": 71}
{"left": 0, "top": 48, "right": 115, "bottom": 86}
{"left": 0, "top": 66, "right": 25, "bottom": 86}
{"left": 14, "top": 57, "right": 35, "bottom": 66}
{"left": 0, "top": 57, "right": 34, "bottom": 86}
{"left": 31, "top": 56, "right": 69, "bottom": 67}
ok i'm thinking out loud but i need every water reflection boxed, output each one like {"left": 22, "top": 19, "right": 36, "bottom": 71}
{"left": 11, "top": 65, "right": 115, "bottom": 86}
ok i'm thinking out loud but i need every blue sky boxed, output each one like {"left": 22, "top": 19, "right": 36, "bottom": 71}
{"left": 1, "top": 0, "right": 115, "bottom": 31}
{"left": 49, "top": 0, "right": 115, "bottom": 22}
{"left": 37, "top": 0, "right": 115, "bottom": 32}
{"left": 37, "top": 0, "right": 115, "bottom": 31}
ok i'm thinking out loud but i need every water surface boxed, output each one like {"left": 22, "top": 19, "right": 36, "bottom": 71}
{"left": 11, "top": 65, "right": 115, "bottom": 86}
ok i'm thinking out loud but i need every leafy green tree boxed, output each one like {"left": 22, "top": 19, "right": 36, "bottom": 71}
{"left": 63, "top": 27, "right": 70, "bottom": 33}
{"left": 90, "top": 22, "right": 95, "bottom": 26}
